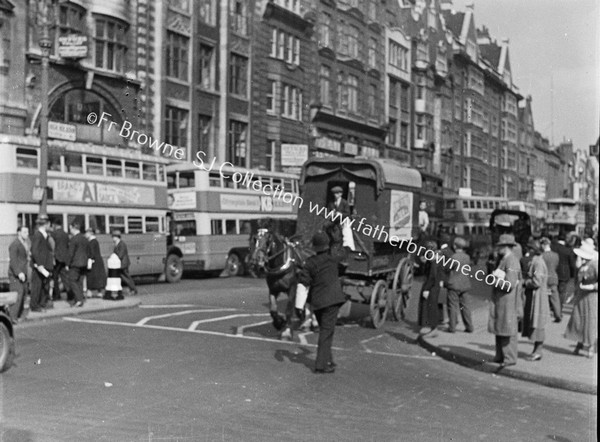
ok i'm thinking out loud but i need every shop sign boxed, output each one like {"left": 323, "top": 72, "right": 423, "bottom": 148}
{"left": 48, "top": 121, "right": 76, "bottom": 141}
{"left": 281, "top": 144, "right": 308, "bottom": 166}
{"left": 58, "top": 34, "right": 88, "bottom": 59}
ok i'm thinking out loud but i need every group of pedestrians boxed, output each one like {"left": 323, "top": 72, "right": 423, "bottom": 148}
{"left": 7, "top": 215, "right": 136, "bottom": 323}
{"left": 488, "top": 233, "right": 597, "bottom": 366}
{"left": 418, "top": 232, "right": 598, "bottom": 366}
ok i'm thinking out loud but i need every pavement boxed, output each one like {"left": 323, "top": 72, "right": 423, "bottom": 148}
{"left": 418, "top": 302, "right": 598, "bottom": 395}
{"left": 14, "top": 284, "right": 597, "bottom": 396}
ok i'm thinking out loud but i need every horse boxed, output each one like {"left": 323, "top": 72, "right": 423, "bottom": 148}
{"left": 256, "top": 230, "right": 313, "bottom": 340}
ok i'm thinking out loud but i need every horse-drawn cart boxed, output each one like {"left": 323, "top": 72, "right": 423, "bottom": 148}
{"left": 296, "top": 157, "right": 422, "bottom": 328}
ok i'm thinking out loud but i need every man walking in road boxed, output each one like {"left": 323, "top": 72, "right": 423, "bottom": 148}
{"left": 30, "top": 215, "right": 54, "bottom": 312}
{"left": 51, "top": 219, "right": 69, "bottom": 302}
{"left": 8, "top": 226, "right": 30, "bottom": 322}
{"left": 297, "top": 232, "right": 346, "bottom": 373}
{"left": 540, "top": 237, "right": 561, "bottom": 322}
{"left": 445, "top": 237, "right": 473, "bottom": 333}
{"left": 112, "top": 230, "right": 137, "bottom": 297}
{"left": 66, "top": 222, "right": 89, "bottom": 307}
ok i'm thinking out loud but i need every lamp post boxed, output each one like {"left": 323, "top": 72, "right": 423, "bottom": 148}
{"left": 38, "top": 0, "right": 53, "bottom": 216}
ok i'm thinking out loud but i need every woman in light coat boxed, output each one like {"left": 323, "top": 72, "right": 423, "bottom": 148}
{"left": 565, "top": 239, "right": 598, "bottom": 358}
{"left": 521, "top": 238, "right": 550, "bottom": 361}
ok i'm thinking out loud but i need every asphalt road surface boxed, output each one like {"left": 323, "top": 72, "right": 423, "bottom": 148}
{"left": 1, "top": 276, "right": 596, "bottom": 441}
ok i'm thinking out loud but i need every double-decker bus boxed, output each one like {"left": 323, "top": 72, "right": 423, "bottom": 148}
{"left": 443, "top": 194, "right": 508, "bottom": 255}
{"left": 546, "top": 198, "right": 586, "bottom": 237}
{"left": 0, "top": 135, "right": 183, "bottom": 285}
{"left": 167, "top": 164, "right": 299, "bottom": 276}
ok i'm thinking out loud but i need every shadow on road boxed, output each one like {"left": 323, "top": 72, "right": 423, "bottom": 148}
{"left": 274, "top": 347, "right": 314, "bottom": 370}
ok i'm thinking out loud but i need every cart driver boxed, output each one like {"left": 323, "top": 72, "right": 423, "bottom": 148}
{"left": 326, "top": 186, "right": 355, "bottom": 251}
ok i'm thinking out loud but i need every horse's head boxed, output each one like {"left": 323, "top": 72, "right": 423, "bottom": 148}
{"left": 249, "top": 228, "right": 271, "bottom": 269}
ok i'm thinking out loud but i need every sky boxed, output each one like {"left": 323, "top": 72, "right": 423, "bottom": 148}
{"left": 451, "top": 0, "right": 599, "bottom": 151}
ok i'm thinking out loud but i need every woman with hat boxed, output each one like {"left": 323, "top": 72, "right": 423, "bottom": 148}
{"left": 565, "top": 238, "right": 598, "bottom": 358}
{"left": 521, "top": 238, "right": 550, "bottom": 361}
{"left": 297, "top": 231, "right": 346, "bottom": 373}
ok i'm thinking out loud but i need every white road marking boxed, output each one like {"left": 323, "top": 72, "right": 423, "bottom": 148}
{"left": 188, "top": 313, "right": 270, "bottom": 331}
{"left": 64, "top": 317, "right": 318, "bottom": 347}
{"left": 136, "top": 308, "right": 237, "bottom": 325}
{"left": 360, "top": 334, "right": 386, "bottom": 352}
{"left": 236, "top": 320, "right": 272, "bottom": 336}
{"left": 139, "top": 304, "right": 198, "bottom": 309}
{"left": 63, "top": 317, "right": 434, "bottom": 358}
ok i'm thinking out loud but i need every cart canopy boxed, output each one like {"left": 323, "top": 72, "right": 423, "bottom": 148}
{"left": 301, "top": 157, "right": 422, "bottom": 196}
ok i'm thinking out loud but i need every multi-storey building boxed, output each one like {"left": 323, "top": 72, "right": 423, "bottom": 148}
{"left": 308, "top": 0, "right": 388, "bottom": 159}
{"left": 398, "top": 0, "right": 453, "bottom": 176}
{"left": 517, "top": 96, "right": 536, "bottom": 201}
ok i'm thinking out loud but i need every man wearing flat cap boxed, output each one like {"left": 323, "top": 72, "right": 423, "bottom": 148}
{"left": 327, "top": 186, "right": 350, "bottom": 219}
{"left": 30, "top": 215, "right": 54, "bottom": 312}
{"left": 488, "top": 234, "right": 521, "bottom": 367}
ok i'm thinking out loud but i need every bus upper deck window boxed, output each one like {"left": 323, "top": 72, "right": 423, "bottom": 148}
{"left": 125, "top": 161, "right": 141, "bottom": 179}
{"left": 179, "top": 172, "right": 195, "bottom": 188}
{"left": 128, "top": 216, "right": 143, "bottom": 234}
{"left": 16, "top": 148, "right": 38, "bottom": 169}
{"left": 143, "top": 164, "right": 158, "bottom": 181}
{"left": 476, "top": 200, "right": 482, "bottom": 209}
{"left": 462, "top": 201, "right": 469, "bottom": 209}
{"left": 211, "top": 219, "right": 223, "bottom": 235}
{"left": 209, "top": 172, "right": 221, "bottom": 187}
{"left": 86, "top": 156, "right": 103, "bottom": 175}
{"left": 48, "top": 151, "right": 62, "bottom": 171}
{"left": 283, "top": 179, "right": 293, "bottom": 192}
{"left": 146, "top": 216, "right": 160, "bottom": 232}
{"left": 107, "top": 159, "right": 123, "bottom": 177}
{"left": 64, "top": 153, "right": 83, "bottom": 173}
{"left": 167, "top": 174, "right": 176, "bottom": 189}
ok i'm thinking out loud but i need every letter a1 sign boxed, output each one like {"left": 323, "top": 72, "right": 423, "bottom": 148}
{"left": 260, "top": 196, "right": 273, "bottom": 212}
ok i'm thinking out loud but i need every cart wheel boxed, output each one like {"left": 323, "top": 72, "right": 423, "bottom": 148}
{"left": 391, "top": 258, "right": 413, "bottom": 321}
{"left": 370, "top": 279, "right": 389, "bottom": 329}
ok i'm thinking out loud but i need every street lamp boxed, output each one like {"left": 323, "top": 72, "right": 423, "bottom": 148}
{"left": 38, "top": 0, "right": 53, "bottom": 216}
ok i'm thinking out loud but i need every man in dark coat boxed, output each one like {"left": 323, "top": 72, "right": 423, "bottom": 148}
{"left": 50, "top": 219, "right": 70, "bottom": 302}
{"left": 66, "top": 222, "right": 89, "bottom": 307}
{"left": 551, "top": 234, "right": 576, "bottom": 308}
{"left": 85, "top": 228, "right": 106, "bottom": 297}
{"left": 112, "top": 230, "right": 137, "bottom": 297}
{"left": 541, "top": 237, "right": 561, "bottom": 322}
{"left": 30, "top": 215, "right": 54, "bottom": 312}
{"left": 445, "top": 237, "right": 473, "bottom": 333}
{"left": 8, "top": 226, "right": 30, "bottom": 322}
{"left": 297, "top": 232, "right": 346, "bottom": 374}
{"left": 419, "top": 240, "right": 442, "bottom": 334}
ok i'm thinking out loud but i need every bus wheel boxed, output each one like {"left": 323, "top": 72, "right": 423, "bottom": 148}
{"left": 165, "top": 254, "right": 183, "bottom": 283}
{"left": 0, "top": 321, "right": 15, "bottom": 373}
{"left": 225, "top": 253, "right": 243, "bottom": 277}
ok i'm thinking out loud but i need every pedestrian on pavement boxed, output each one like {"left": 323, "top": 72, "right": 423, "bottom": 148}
{"left": 418, "top": 240, "right": 443, "bottom": 335}
{"left": 565, "top": 238, "right": 598, "bottom": 359}
{"left": 66, "top": 222, "right": 89, "bottom": 307}
{"left": 445, "top": 237, "right": 473, "bottom": 333}
{"left": 297, "top": 232, "right": 346, "bottom": 374}
{"left": 50, "top": 219, "right": 69, "bottom": 302}
{"left": 85, "top": 228, "right": 106, "bottom": 298}
{"left": 30, "top": 215, "right": 54, "bottom": 312}
{"left": 488, "top": 234, "right": 521, "bottom": 367}
{"left": 112, "top": 230, "right": 137, "bottom": 297}
{"left": 437, "top": 232, "right": 453, "bottom": 325}
{"left": 522, "top": 238, "right": 550, "bottom": 361}
{"left": 540, "top": 237, "right": 561, "bottom": 322}
{"left": 552, "top": 233, "right": 577, "bottom": 308}
{"left": 7, "top": 226, "right": 30, "bottom": 323}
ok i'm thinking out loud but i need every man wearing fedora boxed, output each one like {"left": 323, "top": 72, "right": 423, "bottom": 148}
{"left": 445, "top": 237, "right": 473, "bottom": 333}
{"left": 488, "top": 234, "right": 521, "bottom": 367}
{"left": 30, "top": 215, "right": 54, "bottom": 312}
{"left": 297, "top": 232, "right": 346, "bottom": 373}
